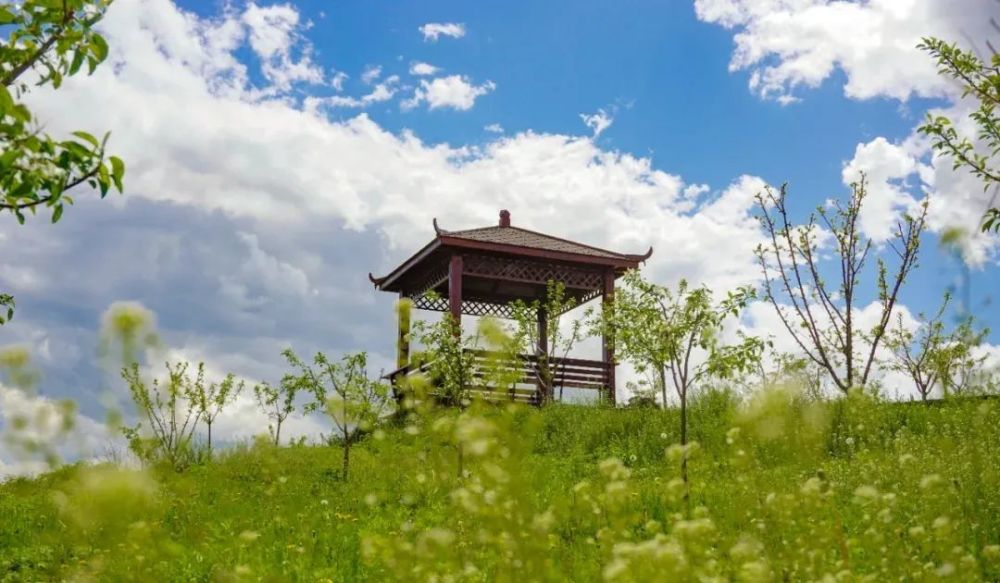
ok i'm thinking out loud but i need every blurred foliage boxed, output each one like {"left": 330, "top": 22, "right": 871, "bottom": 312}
{"left": 2, "top": 394, "right": 1000, "bottom": 580}
{"left": 97, "top": 301, "right": 160, "bottom": 370}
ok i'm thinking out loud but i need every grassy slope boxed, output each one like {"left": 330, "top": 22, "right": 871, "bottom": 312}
{"left": 1, "top": 394, "right": 999, "bottom": 581}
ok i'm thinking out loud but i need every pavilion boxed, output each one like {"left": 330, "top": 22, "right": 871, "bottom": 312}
{"left": 369, "top": 210, "right": 651, "bottom": 405}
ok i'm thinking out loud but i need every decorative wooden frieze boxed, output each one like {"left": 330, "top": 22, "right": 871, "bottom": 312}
{"left": 462, "top": 254, "right": 604, "bottom": 290}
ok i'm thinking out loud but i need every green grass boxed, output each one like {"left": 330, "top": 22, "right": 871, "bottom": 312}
{"left": 2, "top": 391, "right": 1000, "bottom": 581}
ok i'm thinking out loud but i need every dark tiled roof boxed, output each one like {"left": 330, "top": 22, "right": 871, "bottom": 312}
{"left": 441, "top": 225, "right": 627, "bottom": 259}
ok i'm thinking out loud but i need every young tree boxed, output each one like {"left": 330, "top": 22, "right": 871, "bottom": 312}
{"left": 917, "top": 37, "right": 1000, "bottom": 231}
{"left": 511, "top": 280, "right": 585, "bottom": 403}
{"left": 882, "top": 294, "right": 972, "bottom": 401}
{"left": 933, "top": 319, "right": 989, "bottom": 398}
{"left": 755, "top": 177, "right": 928, "bottom": 394}
{"left": 192, "top": 373, "right": 244, "bottom": 452}
{"left": 253, "top": 376, "right": 299, "bottom": 446}
{"left": 283, "top": 349, "right": 391, "bottom": 480}
{"left": 1, "top": 0, "right": 125, "bottom": 324}
{"left": 121, "top": 361, "right": 203, "bottom": 469}
{"left": 758, "top": 352, "right": 827, "bottom": 401}
{"left": 596, "top": 270, "right": 765, "bottom": 495}
{"left": 410, "top": 308, "right": 479, "bottom": 406}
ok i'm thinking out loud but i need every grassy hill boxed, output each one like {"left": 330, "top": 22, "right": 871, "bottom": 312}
{"left": 2, "top": 392, "right": 999, "bottom": 581}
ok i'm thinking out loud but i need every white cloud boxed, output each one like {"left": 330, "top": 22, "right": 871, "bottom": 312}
{"left": 695, "top": 0, "right": 999, "bottom": 103}
{"left": 419, "top": 22, "right": 466, "bottom": 42}
{"left": 484, "top": 123, "right": 504, "bottom": 134}
{"left": 219, "top": 231, "right": 315, "bottom": 304}
{"left": 580, "top": 109, "right": 614, "bottom": 138}
{"left": 241, "top": 2, "right": 324, "bottom": 91}
{"left": 842, "top": 136, "right": 922, "bottom": 243}
{"left": 361, "top": 64, "right": 382, "bottom": 84}
{"left": 402, "top": 75, "right": 495, "bottom": 111}
{"left": 331, "top": 71, "right": 348, "bottom": 91}
{"left": 308, "top": 75, "right": 400, "bottom": 110}
{"left": 409, "top": 61, "right": 440, "bottom": 76}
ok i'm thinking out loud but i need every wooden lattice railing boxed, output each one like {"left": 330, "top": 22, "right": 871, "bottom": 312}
{"left": 387, "top": 349, "right": 609, "bottom": 405}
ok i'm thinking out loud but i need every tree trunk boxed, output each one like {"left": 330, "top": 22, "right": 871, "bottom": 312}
{"left": 207, "top": 421, "right": 213, "bottom": 452}
{"left": 680, "top": 386, "right": 690, "bottom": 512}
{"left": 342, "top": 440, "right": 350, "bottom": 480}
{"left": 660, "top": 367, "right": 668, "bottom": 410}
{"left": 274, "top": 421, "right": 282, "bottom": 446}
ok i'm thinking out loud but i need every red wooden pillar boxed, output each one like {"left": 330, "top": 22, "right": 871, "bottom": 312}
{"left": 448, "top": 254, "right": 464, "bottom": 333}
{"left": 602, "top": 270, "right": 616, "bottom": 406}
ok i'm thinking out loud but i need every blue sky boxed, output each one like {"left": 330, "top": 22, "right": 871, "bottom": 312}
{"left": 2, "top": 0, "right": 1000, "bottom": 469}
{"left": 183, "top": 0, "right": 934, "bottom": 191}
{"left": 171, "top": 0, "right": 994, "bottom": 329}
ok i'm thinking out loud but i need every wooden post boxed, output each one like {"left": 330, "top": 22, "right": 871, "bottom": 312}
{"left": 448, "top": 254, "right": 464, "bottom": 333}
{"left": 602, "top": 270, "right": 616, "bottom": 406}
{"left": 537, "top": 306, "right": 549, "bottom": 403}
{"left": 396, "top": 294, "right": 411, "bottom": 370}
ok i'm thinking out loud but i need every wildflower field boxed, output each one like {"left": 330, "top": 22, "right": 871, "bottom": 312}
{"left": 2, "top": 392, "right": 999, "bottom": 581}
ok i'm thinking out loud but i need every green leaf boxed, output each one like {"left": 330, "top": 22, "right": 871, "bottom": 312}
{"left": 90, "top": 34, "right": 109, "bottom": 64}
{"left": 110, "top": 156, "right": 125, "bottom": 192}
{"left": 69, "top": 50, "right": 85, "bottom": 76}
{"left": 71, "top": 130, "right": 100, "bottom": 148}
{"left": 0, "top": 85, "right": 13, "bottom": 112}
{"left": 0, "top": 6, "right": 16, "bottom": 25}
{"left": 98, "top": 163, "right": 110, "bottom": 197}
{"left": 51, "top": 204, "right": 63, "bottom": 223}
{"left": 11, "top": 104, "right": 32, "bottom": 123}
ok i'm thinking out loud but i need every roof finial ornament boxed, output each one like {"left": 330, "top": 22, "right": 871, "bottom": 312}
{"left": 499, "top": 209, "right": 511, "bottom": 228}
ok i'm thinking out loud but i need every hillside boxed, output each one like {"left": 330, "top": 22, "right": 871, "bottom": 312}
{"left": 2, "top": 393, "right": 999, "bottom": 581}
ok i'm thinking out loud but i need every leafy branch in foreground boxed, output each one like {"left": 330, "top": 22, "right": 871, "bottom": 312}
{"left": 1, "top": 0, "right": 124, "bottom": 223}
{"left": 1, "top": 0, "right": 125, "bottom": 326}
{"left": 755, "top": 176, "right": 928, "bottom": 394}
{"left": 917, "top": 37, "right": 1000, "bottom": 231}
{"left": 0, "top": 293, "right": 14, "bottom": 325}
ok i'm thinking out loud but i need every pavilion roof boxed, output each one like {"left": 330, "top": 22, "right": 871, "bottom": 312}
{"left": 440, "top": 224, "right": 627, "bottom": 259}
{"left": 369, "top": 209, "right": 652, "bottom": 294}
